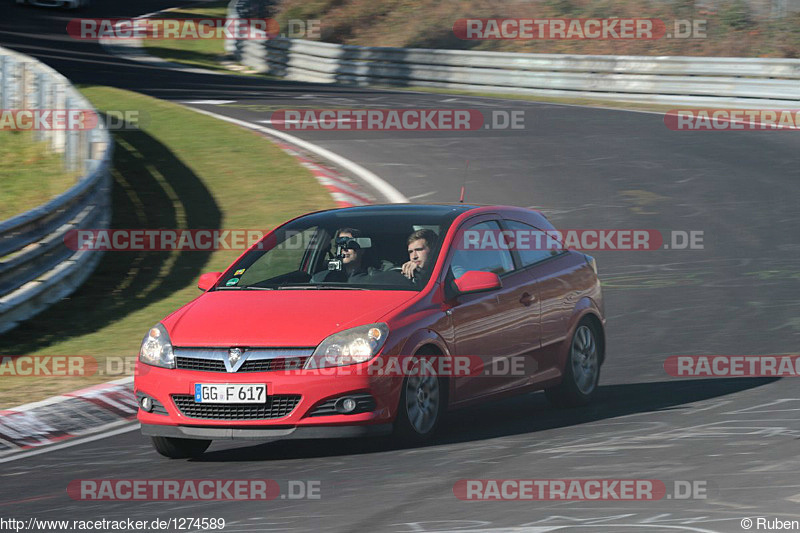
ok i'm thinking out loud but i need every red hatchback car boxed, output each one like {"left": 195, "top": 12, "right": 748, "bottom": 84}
{"left": 135, "top": 204, "right": 605, "bottom": 458}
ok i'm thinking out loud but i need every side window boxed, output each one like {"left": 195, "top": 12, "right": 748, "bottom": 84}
{"left": 505, "top": 220, "right": 560, "bottom": 267}
{"left": 449, "top": 220, "right": 514, "bottom": 279}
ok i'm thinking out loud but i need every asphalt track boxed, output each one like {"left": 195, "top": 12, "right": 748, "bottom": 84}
{"left": 2, "top": 2, "right": 800, "bottom": 532}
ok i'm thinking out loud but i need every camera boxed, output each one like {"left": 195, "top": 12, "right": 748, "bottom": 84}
{"left": 327, "top": 236, "right": 372, "bottom": 271}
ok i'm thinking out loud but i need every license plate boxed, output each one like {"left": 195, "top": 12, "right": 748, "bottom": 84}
{"left": 194, "top": 383, "right": 266, "bottom": 404}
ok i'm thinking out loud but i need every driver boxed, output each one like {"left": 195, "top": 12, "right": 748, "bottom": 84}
{"left": 401, "top": 229, "right": 438, "bottom": 283}
{"left": 312, "top": 227, "right": 372, "bottom": 282}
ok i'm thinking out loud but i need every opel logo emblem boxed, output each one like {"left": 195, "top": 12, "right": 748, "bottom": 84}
{"left": 228, "top": 347, "right": 243, "bottom": 366}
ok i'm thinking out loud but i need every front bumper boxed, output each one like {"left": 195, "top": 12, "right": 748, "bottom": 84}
{"left": 141, "top": 422, "right": 393, "bottom": 441}
{"left": 135, "top": 361, "right": 402, "bottom": 436}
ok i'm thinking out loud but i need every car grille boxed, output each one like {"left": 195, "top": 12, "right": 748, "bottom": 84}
{"left": 175, "top": 356, "right": 309, "bottom": 372}
{"left": 172, "top": 394, "right": 301, "bottom": 420}
{"left": 173, "top": 348, "right": 313, "bottom": 373}
{"left": 308, "top": 393, "right": 376, "bottom": 417}
{"left": 175, "top": 357, "right": 226, "bottom": 372}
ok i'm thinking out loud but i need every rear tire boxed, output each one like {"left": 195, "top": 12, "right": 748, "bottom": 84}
{"left": 546, "top": 319, "right": 601, "bottom": 408}
{"left": 151, "top": 436, "right": 211, "bottom": 459}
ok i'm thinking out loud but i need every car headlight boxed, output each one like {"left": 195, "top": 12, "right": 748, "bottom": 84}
{"left": 139, "top": 323, "right": 175, "bottom": 369}
{"left": 305, "top": 323, "right": 389, "bottom": 369}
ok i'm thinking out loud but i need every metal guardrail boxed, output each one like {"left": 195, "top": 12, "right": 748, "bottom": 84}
{"left": 228, "top": 2, "right": 800, "bottom": 108}
{"left": 0, "top": 46, "right": 112, "bottom": 335}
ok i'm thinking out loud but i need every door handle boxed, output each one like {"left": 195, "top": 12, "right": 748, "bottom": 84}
{"left": 519, "top": 292, "right": 534, "bottom": 306}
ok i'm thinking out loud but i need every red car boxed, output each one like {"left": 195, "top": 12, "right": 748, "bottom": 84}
{"left": 135, "top": 204, "right": 605, "bottom": 458}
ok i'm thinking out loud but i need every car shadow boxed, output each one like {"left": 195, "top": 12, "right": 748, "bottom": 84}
{"left": 191, "top": 377, "right": 779, "bottom": 462}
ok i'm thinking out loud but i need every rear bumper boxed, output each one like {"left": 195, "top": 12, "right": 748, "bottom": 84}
{"left": 141, "top": 422, "right": 393, "bottom": 441}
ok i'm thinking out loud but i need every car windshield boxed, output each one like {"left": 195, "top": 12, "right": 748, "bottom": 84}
{"left": 215, "top": 206, "right": 468, "bottom": 291}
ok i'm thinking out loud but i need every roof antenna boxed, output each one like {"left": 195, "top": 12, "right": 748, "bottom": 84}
{"left": 459, "top": 160, "right": 468, "bottom": 203}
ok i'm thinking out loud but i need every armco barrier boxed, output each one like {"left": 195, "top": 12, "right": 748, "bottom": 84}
{"left": 0, "top": 46, "right": 112, "bottom": 335}
{"left": 228, "top": 1, "right": 800, "bottom": 108}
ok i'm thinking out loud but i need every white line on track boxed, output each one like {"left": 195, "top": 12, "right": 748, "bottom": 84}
{"left": 182, "top": 100, "right": 237, "bottom": 105}
{"left": 184, "top": 106, "right": 408, "bottom": 204}
{"left": 407, "top": 191, "right": 437, "bottom": 200}
{"left": 259, "top": 118, "right": 355, "bottom": 125}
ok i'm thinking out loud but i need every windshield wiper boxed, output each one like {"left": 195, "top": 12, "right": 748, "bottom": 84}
{"left": 217, "top": 285, "right": 367, "bottom": 291}
{"left": 276, "top": 285, "right": 368, "bottom": 290}
{"left": 214, "top": 286, "right": 275, "bottom": 291}
{"left": 313, "top": 285, "right": 368, "bottom": 290}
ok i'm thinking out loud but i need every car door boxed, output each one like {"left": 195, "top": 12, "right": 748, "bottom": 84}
{"left": 445, "top": 218, "right": 541, "bottom": 405}
{"left": 502, "top": 219, "right": 581, "bottom": 384}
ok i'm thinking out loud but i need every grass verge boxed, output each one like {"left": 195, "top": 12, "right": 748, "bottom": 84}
{"left": 0, "top": 131, "right": 80, "bottom": 220}
{"left": 0, "top": 86, "right": 335, "bottom": 407}
{"left": 142, "top": 2, "right": 233, "bottom": 73}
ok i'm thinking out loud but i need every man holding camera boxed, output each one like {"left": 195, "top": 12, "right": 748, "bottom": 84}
{"left": 312, "top": 228, "right": 371, "bottom": 282}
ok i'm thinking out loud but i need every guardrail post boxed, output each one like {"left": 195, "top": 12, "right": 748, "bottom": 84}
{"left": 1, "top": 56, "right": 16, "bottom": 109}
{"left": 33, "top": 72, "right": 47, "bottom": 142}
{"left": 78, "top": 129, "right": 87, "bottom": 174}
{"left": 64, "top": 95, "right": 78, "bottom": 171}
{"left": 51, "top": 81, "right": 66, "bottom": 154}
{"left": 19, "top": 60, "right": 29, "bottom": 109}
{"left": 89, "top": 124, "right": 107, "bottom": 161}
{"left": 0, "top": 56, "right": 6, "bottom": 109}
{"left": 225, "top": 0, "right": 238, "bottom": 55}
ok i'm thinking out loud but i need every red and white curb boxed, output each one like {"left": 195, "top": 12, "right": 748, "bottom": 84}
{"left": 272, "top": 141, "right": 373, "bottom": 207}
{"left": 0, "top": 377, "right": 136, "bottom": 459}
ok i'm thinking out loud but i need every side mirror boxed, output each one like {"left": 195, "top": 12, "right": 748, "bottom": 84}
{"left": 198, "top": 272, "right": 222, "bottom": 291}
{"left": 453, "top": 271, "right": 501, "bottom": 295}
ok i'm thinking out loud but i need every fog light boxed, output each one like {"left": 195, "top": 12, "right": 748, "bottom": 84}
{"left": 140, "top": 396, "right": 154, "bottom": 412}
{"left": 339, "top": 397, "right": 357, "bottom": 413}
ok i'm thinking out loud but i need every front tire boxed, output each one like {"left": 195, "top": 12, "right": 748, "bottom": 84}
{"left": 393, "top": 359, "right": 446, "bottom": 443}
{"left": 151, "top": 436, "right": 211, "bottom": 459}
{"left": 546, "top": 320, "right": 601, "bottom": 408}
